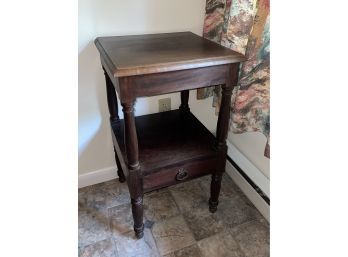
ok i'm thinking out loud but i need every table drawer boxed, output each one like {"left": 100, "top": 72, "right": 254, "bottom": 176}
{"left": 143, "top": 158, "right": 217, "bottom": 192}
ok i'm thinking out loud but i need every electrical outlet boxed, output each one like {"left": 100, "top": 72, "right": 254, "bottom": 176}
{"left": 158, "top": 98, "right": 171, "bottom": 112}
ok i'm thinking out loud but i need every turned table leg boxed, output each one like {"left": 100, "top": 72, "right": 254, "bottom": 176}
{"left": 103, "top": 68, "right": 126, "bottom": 183}
{"left": 179, "top": 90, "right": 190, "bottom": 113}
{"left": 209, "top": 64, "right": 239, "bottom": 213}
{"left": 113, "top": 147, "right": 125, "bottom": 183}
{"left": 122, "top": 101, "right": 144, "bottom": 239}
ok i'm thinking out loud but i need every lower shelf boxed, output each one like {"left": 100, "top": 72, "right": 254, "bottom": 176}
{"left": 111, "top": 110, "right": 218, "bottom": 191}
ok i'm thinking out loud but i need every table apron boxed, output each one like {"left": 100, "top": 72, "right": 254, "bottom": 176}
{"left": 119, "top": 64, "right": 230, "bottom": 100}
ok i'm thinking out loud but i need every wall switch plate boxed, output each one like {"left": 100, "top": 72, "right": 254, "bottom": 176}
{"left": 158, "top": 97, "right": 171, "bottom": 112}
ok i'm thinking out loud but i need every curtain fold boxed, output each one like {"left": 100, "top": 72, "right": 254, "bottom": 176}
{"left": 198, "top": 0, "right": 270, "bottom": 158}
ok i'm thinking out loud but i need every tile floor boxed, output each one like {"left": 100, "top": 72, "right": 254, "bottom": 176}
{"left": 79, "top": 174, "right": 269, "bottom": 257}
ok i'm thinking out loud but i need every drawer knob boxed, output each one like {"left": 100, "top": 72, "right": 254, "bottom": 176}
{"left": 176, "top": 168, "right": 188, "bottom": 181}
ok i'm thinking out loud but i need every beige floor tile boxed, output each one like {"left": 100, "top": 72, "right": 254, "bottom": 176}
{"left": 214, "top": 195, "right": 260, "bottom": 229}
{"left": 163, "top": 244, "right": 203, "bottom": 257}
{"left": 182, "top": 201, "right": 224, "bottom": 240}
{"left": 79, "top": 178, "right": 269, "bottom": 257}
{"left": 79, "top": 190, "right": 88, "bottom": 216}
{"left": 152, "top": 215, "right": 195, "bottom": 256}
{"left": 197, "top": 231, "right": 245, "bottom": 257}
{"left": 230, "top": 221, "right": 270, "bottom": 257}
{"left": 169, "top": 180, "right": 207, "bottom": 214}
{"left": 104, "top": 181, "right": 130, "bottom": 208}
{"left": 79, "top": 211, "right": 111, "bottom": 248}
{"left": 108, "top": 203, "right": 134, "bottom": 236}
{"left": 144, "top": 189, "right": 180, "bottom": 222}
{"left": 114, "top": 228, "right": 160, "bottom": 257}
{"left": 83, "top": 181, "right": 130, "bottom": 215}
{"left": 80, "top": 238, "right": 118, "bottom": 257}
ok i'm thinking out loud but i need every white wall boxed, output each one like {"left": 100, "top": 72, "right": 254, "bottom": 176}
{"left": 78, "top": 0, "right": 269, "bottom": 184}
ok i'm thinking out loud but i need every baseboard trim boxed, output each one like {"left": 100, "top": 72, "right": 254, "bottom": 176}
{"left": 225, "top": 161, "right": 270, "bottom": 222}
{"left": 78, "top": 166, "right": 118, "bottom": 188}
{"left": 227, "top": 155, "right": 269, "bottom": 205}
{"left": 226, "top": 140, "right": 270, "bottom": 198}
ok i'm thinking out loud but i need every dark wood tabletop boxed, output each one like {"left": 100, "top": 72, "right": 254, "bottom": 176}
{"left": 95, "top": 32, "right": 245, "bottom": 77}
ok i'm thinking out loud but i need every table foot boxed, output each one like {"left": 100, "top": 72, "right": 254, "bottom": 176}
{"left": 134, "top": 224, "right": 144, "bottom": 239}
{"left": 131, "top": 196, "right": 144, "bottom": 239}
{"left": 209, "top": 198, "right": 219, "bottom": 213}
{"left": 209, "top": 173, "right": 222, "bottom": 213}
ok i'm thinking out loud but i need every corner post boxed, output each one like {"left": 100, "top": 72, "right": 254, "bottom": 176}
{"left": 209, "top": 64, "right": 239, "bottom": 212}
{"left": 103, "top": 67, "right": 126, "bottom": 182}
{"left": 121, "top": 100, "right": 144, "bottom": 239}
{"left": 179, "top": 90, "right": 190, "bottom": 113}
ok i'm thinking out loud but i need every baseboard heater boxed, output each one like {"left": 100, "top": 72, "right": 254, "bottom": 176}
{"left": 226, "top": 155, "right": 270, "bottom": 205}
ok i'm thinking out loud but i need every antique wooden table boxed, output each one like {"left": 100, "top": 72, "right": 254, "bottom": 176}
{"left": 95, "top": 32, "right": 245, "bottom": 238}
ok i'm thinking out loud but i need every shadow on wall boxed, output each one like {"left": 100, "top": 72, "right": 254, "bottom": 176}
{"left": 78, "top": 0, "right": 205, "bottom": 174}
{"left": 78, "top": 40, "right": 114, "bottom": 173}
{"left": 78, "top": 2, "right": 157, "bottom": 175}
{"left": 78, "top": 38, "right": 159, "bottom": 174}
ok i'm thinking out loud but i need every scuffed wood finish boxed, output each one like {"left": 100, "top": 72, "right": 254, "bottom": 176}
{"left": 95, "top": 32, "right": 244, "bottom": 239}
{"left": 95, "top": 32, "right": 245, "bottom": 77}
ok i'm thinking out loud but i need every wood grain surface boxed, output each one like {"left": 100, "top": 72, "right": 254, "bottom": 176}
{"left": 95, "top": 32, "right": 245, "bottom": 77}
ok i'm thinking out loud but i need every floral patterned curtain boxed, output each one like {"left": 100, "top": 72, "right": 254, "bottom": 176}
{"left": 197, "top": 0, "right": 270, "bottom": 158}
